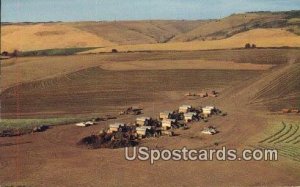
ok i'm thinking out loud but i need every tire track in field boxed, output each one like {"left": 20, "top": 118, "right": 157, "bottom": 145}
{"left": 268, "top": 123, "right": 292, "bottom": 143}
{"left": 274, "top": 124, "right": 299, "bottom": 144}
{"left": 259, "top": 122, "right": 286, "bottom": 143}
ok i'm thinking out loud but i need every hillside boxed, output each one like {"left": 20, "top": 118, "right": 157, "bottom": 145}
{"left": 250, "top": 61, "right": 300, "bottom": 111}
{"left": 170, "top": 11, "right": 299, "bottom": 42}
{"left": 1, "top": 10, "right": 299, "bottom": 52}
{"left": 80, "top": 28, "right": 300, "bottom": 53}
{"left": 71, "top": 20, "right": 206, "bottom": 45}
{"left": 1, "top": 24, "right": 115, "bottom": 52}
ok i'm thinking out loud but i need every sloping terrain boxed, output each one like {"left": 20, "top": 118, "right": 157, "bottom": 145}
{"left": 71, "top": 20, "right": 205, "bottom": 44}
{"left": 170, "top": 11, "right": 292, "bottom": 42}
{"left": 1, "top": 10, "right": 299, "bottom": 52}
{"left": 1, "top": 49, "right": 300, "bottom": 186}
{"left": 1, "top": 24, "right": 115, "bottom": 52}
{"left": 250, "top": 61, "right": 300, "bottom": 111}
{"left": 81, "top": 28, "right": 300, "bottom": 53}
{"left": 2, "top": 49, "right": 295, "bottom": 91}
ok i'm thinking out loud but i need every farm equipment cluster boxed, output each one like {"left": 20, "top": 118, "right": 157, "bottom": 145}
{"left": 78, "top": 104, "right": 226, "bottom": 149}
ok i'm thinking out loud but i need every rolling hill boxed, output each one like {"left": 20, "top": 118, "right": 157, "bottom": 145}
{"left": 80, "top": 28, "right": 300, "bottom": 53}
{"left": 1, "top": 24, "right": 115, "bottom": 52}
{"left": 1, "top": 10, "right": 299, "bottom": 53}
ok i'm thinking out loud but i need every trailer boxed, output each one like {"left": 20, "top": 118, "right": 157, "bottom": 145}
{"left": 108, "top": 123, "right": 125, "bottom": 132}
{"left": 202, "top": 106, "right": 215, "bottom": 117}
{"left": 184, "top": 112, "right": 197, "bottom": 122}
{"left": 136, "top": 117, "right": 152, "bottom": 126}
{"left": 161, "top": 119, "right": 177, "bottom": 130}
{"left": 159, "top": 111, "right": 173, "bottom": 120}
{"left": 179, "top": 105, "right": 192, "bottom": 113}
{"left": 135, "top": 126, "right": 153, "bottom": 138}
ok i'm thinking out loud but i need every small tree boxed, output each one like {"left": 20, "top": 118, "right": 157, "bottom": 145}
{"left": 245, "top": 43, "right": 251, "bottom": 49}
{"left": 12, "top": 49, "right": 20, "bottom": 57}
{"left": 251, "top": 44, "right": 256, "bottom": 48}
{"left": 1, "top": 51, "right": 9, "bottom": 56}
{"left": 111, "top": 49, "right": 118, "bottom": 53}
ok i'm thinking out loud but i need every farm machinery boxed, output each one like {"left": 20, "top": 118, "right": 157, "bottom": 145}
{"left": 78, "top": 104, "right": 225, "bottom": 149}
{"left": 119, "top": 106, "right": 143, "bottom": 115}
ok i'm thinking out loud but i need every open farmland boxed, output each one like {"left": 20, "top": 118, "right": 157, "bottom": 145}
{"left": 1, "top": 49, "right": 300, "bottom": 186}
{"left": 2, "top": 48, "right": 297, "bottom": 91}
{"left": 81, "top": 28, "right": 300, "bottom": 53}
{"left": 1, "top": 9, "right": 300, "bottom": 187}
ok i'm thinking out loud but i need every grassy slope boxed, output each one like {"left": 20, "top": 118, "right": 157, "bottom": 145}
{"left": 71, "top": 20, "right": 206, "bottom": 45}
{"left": 80, "top": 28, "right": 300, "bottom": 53}
{"left": 171, "top": 12, "right": 286, "bottom": 42}
{"left": 1, "top": 10, "right": 299, "bottom": 53}
{"left": 1, "top": 24, "right": 114, "bottom": 52}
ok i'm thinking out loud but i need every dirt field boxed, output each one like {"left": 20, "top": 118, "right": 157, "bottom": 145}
{"left": 2, "top": 48, "right": 296, "bottom": 91}
{"left": 1, "top": 49, "right": 300, "bottom": 186}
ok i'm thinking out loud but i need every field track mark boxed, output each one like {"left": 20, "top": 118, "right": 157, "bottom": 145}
{"left": 284, "top": 125, "right": 300, "bottom": 143}
{"left": 0, "top": 160, "right": 9, "bottom": 169}
{"left": 274, "top": 124, "right": 299, "bottom": 144}
{"left": 250, "top": 63, "right": 298, "bottom": 105}
{"left": 268, "top": 123, "right": 292, "bottom": 143}
{"left": 286, "top": 134, "right": 300, "bottom": 143}
{"left": 256, "top": 145, "right": 300, "bottom": 162}
{"left": 276, "top": 146, "right": 300, "bottom": 154}
{"left": 64, "top": 74, "right": 72, "bottom": 81}
{"left": 259, "top": 122, "right": 286, "bottom": 143}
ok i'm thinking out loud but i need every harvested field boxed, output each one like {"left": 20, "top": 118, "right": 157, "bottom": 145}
{"left": 1, "top": 67, "right": 260, "bottom": 118}
{"left": 250, "top": 62, "right": 300, "bottom": 111}
{"left": 1, "top": 49, "right": 300, "bottom": 186}
{"left": 2, "top": 49, "right": 297, "bottom": 90}
{"left": 99, "top": 59, "right": 274, "bottom": 71}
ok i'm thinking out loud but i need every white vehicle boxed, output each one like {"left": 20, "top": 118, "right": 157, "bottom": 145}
{"left": 201, "top": 127, "right": 217, "bottom": 135}
{"left": 75, "top": 121, "right": 94, "bottom": 127}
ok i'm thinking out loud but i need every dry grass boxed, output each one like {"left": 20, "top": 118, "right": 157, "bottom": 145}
{"left": 2, "top": 11, "right": 299, "bottom": 53}
{"left": 81, "top": 29, "right": 300, "bottom": 53}
{"left": 72, "top": 20, "right": 205, "bottom": 44}
{"left": 1, "top": 24, "right": 114, "bottom": 52}
{"left": 171, "top": 12, "right": 284, "bottom": 42}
